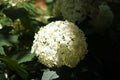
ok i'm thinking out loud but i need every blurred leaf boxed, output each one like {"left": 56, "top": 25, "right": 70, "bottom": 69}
{"left": 0, "top": 34, "right": 19, "bottom": 46}
{"left": 0, "top": 62, "right": 6, "bottom": 80}
{"left": 103, "top": 0, "right": 120, "bottom": 3}
{"left": 45, "top": 0, "right": 54, "bottom": 3}
{"left": 18, "top": 53, "right": 35, "bottom": 64}
{"left": 0, "top": 27, "right": 13, "bottom": 34}
{"left": 0, "top": 37, "right": 11, "bottom": 46}
{"left": 0, "top": 34, "right": 19, "bottom": 55}
{"left": 23, "top": 3, "right": 40, "bottom": 15}
{"left": 3, "top": 8, "right": 28, "bottom": 20}
{"left": 41, "top": 69, "right": 59, "bottom": 80}
{"left": 48, "top": 16, "right": 63, "bottom": 22}
{"left": 31, "top": 19, "right": 45, "bottom": 27}
{"left": 0, "top": 47, "right": 6, "bottom": 56}
{"left": 0, "top": 35, "right": 11, "bottom": 56}
{"left": 0, "top": 56, "right": 28, "bottom": 80}
{"left": 9, "top": 34, "right": 19, "bottom": 43}
{"left": 0, "top": 17, "right": 12, "bottom": 26}
{"left": 0, "top": 74, "right": 6, "bottom": 80}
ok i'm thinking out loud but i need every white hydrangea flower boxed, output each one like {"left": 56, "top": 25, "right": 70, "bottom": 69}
{"left": 0, "top": 24, "right": 3, "bottom": 30}
{"left": 31, "top": 21, "right": 88, "bottom": 68}
{"left": 53, "top": 0, "right": 93, "bottom": 23}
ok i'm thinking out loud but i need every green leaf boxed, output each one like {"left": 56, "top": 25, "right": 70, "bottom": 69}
{"left": 0, "top": 47, "right": 6, "bottom": 56}
{"left": 45, "top": 0, "right": 54, "bottom": 3}
{"left": 0, "top": 34, "right": 12, "bottom": 46}
{"left": 0, "top": 62, "right": 6, "bottom": 80}
{"left": 9, "top": 34, "right": 19, "bottom": 43}
{"left": 23, "top": 3, "right": 40, "bottom": 15}
{"left": 0, "top": 56, "right": 28, "bottom": 80}
{"left": 18, "top": 53, "right": 35, "bottom": 64}
{"left": 0, "top": 34, "right": 19, "bottom": 46}
{"left": 0, "top": 34, "right": 19, "bottom": 55}
{"left": 41, "top": 69, "right": 59, "bottom": 80}
{"left": 0, "top": 74, "right": 6, "bottom": 80}
{"left": 0, "top": 17, "right": 12, "bottom": 26}
{"left": 3, "top": 8, "right": 28, "bottom": 20}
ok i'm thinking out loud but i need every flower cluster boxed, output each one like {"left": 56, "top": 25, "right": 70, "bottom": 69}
{"left": 53, "top": 0, "right": 114, "bottom": 33}
{"left": 53, "top": 0, "right": 94, "bottom": 23}
{"left": 31, "top": 21, "right": 88, "bottom": 68}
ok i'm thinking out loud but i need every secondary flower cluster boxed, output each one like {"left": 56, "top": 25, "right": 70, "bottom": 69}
{"left": 53, "top": 0, "right": 114, "bottom": 33}
{"left": 31, "top": 21, "right": 88, "bottom": 68}
{"left": 53, "top": 0, "right": 94, "bottom": 23}
{"left": 91, "top": 4, "right": 114, "bottom": 33}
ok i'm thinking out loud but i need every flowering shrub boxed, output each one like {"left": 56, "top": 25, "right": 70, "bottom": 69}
{"left": 0, "top": 0, "right": 118, "bottom": 79}
{"left": 31, "top": 21, "right": 88, "bottom": 68}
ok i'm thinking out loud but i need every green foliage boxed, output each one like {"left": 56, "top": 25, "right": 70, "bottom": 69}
{"left": 0, "top": 62, "right": 6, "bottom": 80}
{"left": 18, "top": 53, "right": 35, "bottom": 64}
{"left": 0, "top": 16, "right": 12, "bottom": 26}
{"left": 45, "top": 0, "right": 54, "bottom": 3}
{"left": 0, "top": 47, "right": 5, "bottom": 55}
{"left": 0, "top": 56, "right": 28, "bottom": 80}
{"left": 41, "top": 69, "right": 59, "bottom": 80}
{"left": 0, "top": 34, "right": 19, "bottom": 55}
{"left": 0, "top": 0, "right": 57, "bottom": 79}
{"left": 23, "top": 3, "right": 40, "bottom": 15}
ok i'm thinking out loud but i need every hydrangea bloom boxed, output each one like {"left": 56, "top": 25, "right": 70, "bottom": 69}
{"left": 53, "top": 0, "right": 114, "bottom": 33}
{"left": 53, "top": 0, "right": 94, "bottom": 23}
{"left": 31, "top": 21, "right": 88, "bottom": 68}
